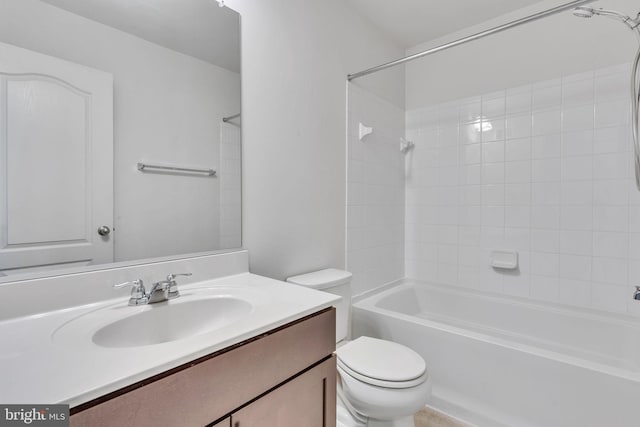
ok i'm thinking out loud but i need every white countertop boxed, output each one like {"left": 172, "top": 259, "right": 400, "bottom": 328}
{"left": 0, "top": 273, "right": 339, "bottom": 407}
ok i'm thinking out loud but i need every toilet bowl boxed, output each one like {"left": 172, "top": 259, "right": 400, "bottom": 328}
{"left": 287, "top": 269, "right": 431, "bottom": 426}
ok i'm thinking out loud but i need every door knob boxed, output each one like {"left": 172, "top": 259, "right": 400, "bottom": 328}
{"left": 97, "top": 225, "right": 111, "bottom": 236}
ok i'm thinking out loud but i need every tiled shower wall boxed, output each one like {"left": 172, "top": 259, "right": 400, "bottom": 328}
{"left": 347, "top": 84, "right": 405, "bottom": 297}
{"left": 405, "top": 63, "right": 640, "bottom": 315}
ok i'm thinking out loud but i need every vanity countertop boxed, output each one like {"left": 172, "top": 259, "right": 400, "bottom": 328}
{"left": 0, "top": 273, "right": 339, "bottom": 407}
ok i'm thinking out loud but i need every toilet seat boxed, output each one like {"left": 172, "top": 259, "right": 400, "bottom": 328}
{"left": 336, "top": 337, "right": 427, "bottom": 389}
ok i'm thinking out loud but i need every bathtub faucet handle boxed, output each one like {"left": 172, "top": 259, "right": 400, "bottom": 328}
{"left": 634, "top": 286, "right": 640, "bottom": 301}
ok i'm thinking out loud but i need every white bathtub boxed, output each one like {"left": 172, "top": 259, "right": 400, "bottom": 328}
{"left": 351, "top": 280, "right": 640, "bottom": 427}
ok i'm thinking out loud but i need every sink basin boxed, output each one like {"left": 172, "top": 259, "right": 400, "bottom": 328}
{"left": 92, "top": 297, "right": 252, "bottom": 348}
{"left": 52, "top": 287, "right": 261, "bottom": 349}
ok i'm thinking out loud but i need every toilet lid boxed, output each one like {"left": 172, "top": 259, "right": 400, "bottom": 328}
{"left": 336, "top": 337, "right": 426, "bottom": 385}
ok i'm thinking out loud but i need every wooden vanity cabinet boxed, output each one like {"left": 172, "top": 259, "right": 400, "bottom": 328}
{"left": 70, "top": 308, "right": 336, "bottom": 427}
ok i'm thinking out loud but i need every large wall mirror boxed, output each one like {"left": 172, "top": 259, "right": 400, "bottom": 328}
{"left": 0, "top": 0, "right": 241, "bottom": 282}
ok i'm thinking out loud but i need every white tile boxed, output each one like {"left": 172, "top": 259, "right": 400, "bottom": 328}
{"left": 463, "top": 143, "right": 481, "bottom": 164}
{"left": 595, "top": 72, "right": 629, "bottom": 102}
{"left": 505, "top": 137, "right": 531, "bottom": 161}
{"left": 531, "top": 229, "right": 560, "bottom": 253}
{"left": 593, "top": 126, "right": 631, "bottom": 154}
{"left": 504, "top": 227, "right": 530, "bottom": 250}
{"left": 481, "top": 118, "right": 506, "bottom": 142}
{"left": 439, "top": 147, "right": 459, "bottom": 166}
{"left": 460, "top": 164, "right": 482, "bottom": 185}
{"left": 559, "top": 254, "right": 591, "bottom": 281}
{"left": 506, "top": 114, "right": 532, "bottom": 139}
{"left": 506, "top": 160, "right": 532, "bottom": 183}
{"left": 482, "top": 141, "right": 505, "bottom": 163}
{"left": 533, "top": 109, "right": 562, "bottom": 136}
{"left": 482, "top": 163, "right": 505, "bottom": 184}
{"left": 593, "top": 232, "right": 628, "bottom": 258}
{"left": 482, "top": 94, "right": 506, "bottom": 118}
{"left": 630, "top": 233, "right": 640, "bottom": 260}
{"left": 532, "top": 158, "right": 561, "bottom": 182}
{"left": 532, "top": 85, "right": 561, "bottom": 111}
{"left": 562, "top": 130, "right": 593, "bottom": 157}
{"left": 458, "top": 226, "right": 481, "bottom": 246}
{"left": 595, "top": 99, "right": 630, "bottom": 128}
{"left": 560, "top": 206, "right": 593, "bottom": 231}
{"left": 562, "top": 104, "right": 594, "bottom": 132}
{"left": 593, "top": 153, "right": 630, "bottom": 180}
{"left": 562, "top": 78, "right": 594, "bottom": 106}
{"left": 562, "top": 156, "right": 593, "bottom": 181}
{"left": 591, "top": 282, "right": 627, "bottom": 313}
{"left": 438, "top": 125, "right": 459, "bottom": 147}
{"left": 561, "top": 181, "right": 593, "bottom": 206}
{"left": 460, "top": 123, "right": 481, "bottom": 144}
{"left": 560, "top": 230, "right": 592, "bottom": 256}
{"left": 593, "top": 206, "right": 628, "bottom": 232}
{"left": 505, "top": 183, "right": 531, "bottom": 205}
{"left": 458, "top": 245, "right": 481, "bottom": 267}
{"left": 482, "top": 206, "right": 505, "bottom": 227}
{"left": 458, "top": 205, "right": 481, "bottom": 226}
{"left": 505, "top": 206, "right": 531, "bottom": 228}
{"left": 482, "top": 184, "right": 505, "bottom": 205}
{"left": 592, "top": 257, "right": 628, "bottom": 285}
{"left": 530, "top": 275, "right": 559, "bottom": 302}
{"left": 531, "top": 252, "right": 560, "bottom": 277}
{"left": 593, "top": 179, "right": 628, "bottom": 205}
{"left": 460, "top": 185, "right": 482, "bottom": 206}
{"left": 506, "top": 91, "right": 532, "bottom": 116}
{"left": 481, "top": 226, "right": 505, "bottom": 248}
{"left": 558, "top": 279, "right": 591, "bottom": 307}
{"left": 532, "top": 134, "right": 561, "bottom": 159}
{"left": 459, "top": 100, "right": 482, "bottom": 124}
{"left": 630, "top": 207, "right": 640, "bottom": 232}
{"left": 531, "top": 206, "right": 560, "bottom": 229}
{"left": 503, "top": 274, "right": 531, "bottom": 297}
{"left": 532, "top": 182, "right": 561, "bottom": 205}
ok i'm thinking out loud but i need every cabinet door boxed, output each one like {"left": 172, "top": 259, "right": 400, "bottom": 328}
{"left": 232, "top": 356, "right": 336, "bottom": 427}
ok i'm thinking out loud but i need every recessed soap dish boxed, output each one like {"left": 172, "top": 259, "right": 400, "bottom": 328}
{"left": 490, "top": 251, "right": 519, "bottom": 270}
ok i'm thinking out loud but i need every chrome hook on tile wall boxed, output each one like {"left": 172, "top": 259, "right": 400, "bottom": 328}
{"left": 400, "top": 137, "right": 414, "bottom": 154}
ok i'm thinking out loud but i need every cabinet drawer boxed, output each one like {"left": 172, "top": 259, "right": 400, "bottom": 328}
{"left": 71, "top": 308, "right": 335, "bottom": 427}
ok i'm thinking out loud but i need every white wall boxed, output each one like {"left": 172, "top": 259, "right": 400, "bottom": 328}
{"left": 405, "top": 0, "right": 640, "bottom": 109}
{"left": 0, "top": 0, "right": 240, "bottom": 262}
{"left": 225, "top": 0, "right": 405, "bottom": 280}
{"left": 403, "top": 0, "right": 640, "bottom": 315}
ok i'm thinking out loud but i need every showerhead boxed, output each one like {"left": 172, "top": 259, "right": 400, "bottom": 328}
{"left": 573, "top": 6, "right": 595, "bottom": 18}
{"left": 572, "top": 6, "right": 640, "bottom": 29}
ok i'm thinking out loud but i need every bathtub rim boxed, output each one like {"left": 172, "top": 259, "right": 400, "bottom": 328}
{"left": 352, "top": 278, "right": 640, "bottom": 383}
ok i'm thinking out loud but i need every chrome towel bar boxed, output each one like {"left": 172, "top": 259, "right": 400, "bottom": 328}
{"left": 137, "top": 162, "right": 216, "bottom": 177}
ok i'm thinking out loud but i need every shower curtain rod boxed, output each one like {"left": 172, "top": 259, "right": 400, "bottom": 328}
{"left": 347, "top": 0, "right": 597, "bottom": 81}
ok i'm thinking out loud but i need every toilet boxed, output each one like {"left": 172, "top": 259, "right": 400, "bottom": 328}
{"left": 287, "top": 269, "right": 431, "bottom": 427}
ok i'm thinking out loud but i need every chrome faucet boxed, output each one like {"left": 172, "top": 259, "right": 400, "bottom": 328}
{"left": 634, "top": 286, "right": 640, "bottom": 301}
{"left": 113, "top": 273, "right": 192, "bottom": 306}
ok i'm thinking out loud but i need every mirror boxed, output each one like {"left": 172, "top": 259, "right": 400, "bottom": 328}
{"left": 0, "top": 0, "right": 241, "bottom": 281}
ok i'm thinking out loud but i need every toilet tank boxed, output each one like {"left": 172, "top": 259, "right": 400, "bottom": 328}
{"left": 287, "top": 269, "right": 352, "bottom": 343}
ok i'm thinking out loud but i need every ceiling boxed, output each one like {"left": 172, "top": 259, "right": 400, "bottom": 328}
{"left": 39, "top": 0, "right": 240, "bottom": 72}
{"left": 347, "top": 0, "right": 547, "bottom": 48}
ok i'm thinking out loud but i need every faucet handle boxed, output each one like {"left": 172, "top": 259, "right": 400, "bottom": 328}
{"left": 114, "top": 279, "right": 148, "bottom": 305}
{"left": 166, "top": 273, "right": 192, "bottom": 281}
{"left": 165, "top": 273, "right": 191, "bottom": 299}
